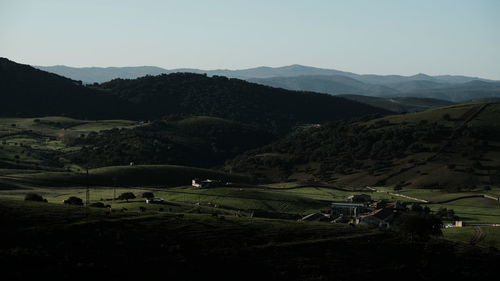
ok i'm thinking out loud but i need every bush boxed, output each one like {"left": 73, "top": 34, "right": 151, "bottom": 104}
{"left": 118, "top": 192, "right": 136, "bottom": 201}
{"left": 142, "top": 192, "right": 155, "bottom": 198}
{"left": 89, "top": 202, "right": 106, "bottom": 208}
{"left": 395, "top": 213, "right": 443, "bottom": 241}
{"left": 63, "top": 196, "right": 84, "bottom": 206}
{"left": 24, "top": 193, "right": 47, "bottom": 202}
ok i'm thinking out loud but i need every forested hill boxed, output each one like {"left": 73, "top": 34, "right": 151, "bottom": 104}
{"left": 97, "top": 73, "right": 392, "bottom": 133}
{"left": 0, "top": 58, "right": 133, "bottom": 119}
{"left": 1, "top": 58, "right": 391, "bottom": 134}
{"left": 227, "top": 103, "right": 500, "bottom": 190}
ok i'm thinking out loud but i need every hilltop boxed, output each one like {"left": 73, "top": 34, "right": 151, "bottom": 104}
{"left": 95, "top": 72, "right": 391, "bottom": 133}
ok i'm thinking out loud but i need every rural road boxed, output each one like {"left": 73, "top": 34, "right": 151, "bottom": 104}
{"left": 470, "top": 226, "right": 485, "bottom": 245}
{"left": 366, "top": 186, "right": 428, "bottom": 203}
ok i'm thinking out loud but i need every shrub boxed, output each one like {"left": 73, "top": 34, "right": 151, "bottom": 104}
{"left": 89, "top": 202, "right": 106, "bottom": 208}
{"left": 395, "top": 213, "right": 443, "bottom": 241}
{"left": 142, "top": 192, "right": 155, "bottom": 198}
{"left": 118, "top": 192, "right": 136, "bottom": 201}
{"left": 63, "top": 196, "right": 84, "bottom": 206}
{"left": 24, "top": 193, "right": 47, "bottom": 202}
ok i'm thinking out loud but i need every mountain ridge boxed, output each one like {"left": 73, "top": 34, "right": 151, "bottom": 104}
{"left": 36, "top": 63, "right": 496, "bottom": 84}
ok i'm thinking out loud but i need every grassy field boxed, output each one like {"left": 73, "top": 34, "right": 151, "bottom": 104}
{"left": 0, "top": 164, "right": 251, "bottom": 188}
{"left": 444, "top": 226, "right": 500, "bottom": 249}
{"left": 0, "top": 116, "right": 141, "bottom": 172}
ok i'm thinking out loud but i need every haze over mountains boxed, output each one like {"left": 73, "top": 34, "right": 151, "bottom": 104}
{"left": 36, "top": 64, "right": 500, "bottom": 103}
{"left": 1, "top": 58, "right": 389, "bottom": 134}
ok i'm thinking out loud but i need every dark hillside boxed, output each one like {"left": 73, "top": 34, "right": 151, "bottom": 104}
{"left": 66, "top": 116, "right": 275, "bottom": 168}
{"left": 0, "top": 58, "right": 133, "bottom": 119}
{"left": 227, "top": 103, "right": 500, "bottom": 190}
{"left": 98, "top": 73, "right": 392, "bottom": 133}
{"left": 2, "top": 58, "right": 391, "bottom": 134}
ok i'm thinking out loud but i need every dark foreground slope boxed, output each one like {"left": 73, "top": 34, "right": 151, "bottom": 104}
{"left": 228, "top": 103, "right": 500, "bottom": 190}
{"left": 1, "top": 199, "right": 498, "bottom": 281}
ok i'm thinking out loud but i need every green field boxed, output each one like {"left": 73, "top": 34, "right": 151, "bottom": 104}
{"left": 0, "top": 116, "right": 141, "bottom": 172}
{"left": 0, "top": 164, "right": 251, "bottom": 188}
{"left": 444, "top": 226, "right": 500, "bottom": 249}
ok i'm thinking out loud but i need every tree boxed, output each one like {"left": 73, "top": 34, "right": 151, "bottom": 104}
{"left": 118, "top": 192, "right": 136, "bottom": 201}
{"left": 142, "top": 192, "right": 155, "bottom": 198}
{"left": 63, "top": 196, "right": 84, "bottom": 206}
{"left": 395, "top": 213, "right": 443, "bottom": 241}
{"left": 89, "top": 202, "right": 106, "bottom": 208}
{"left": 410, "top": 203, "right": 423, "bottom": 213}
{"left": 24, "top": 193, "right": 47, "bottom": 202}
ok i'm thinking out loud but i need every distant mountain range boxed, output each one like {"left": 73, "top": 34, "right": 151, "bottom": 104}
{"left": 36, "top": 64, "right": 500, "bottom": 102}
{"left": 1, "top": 58, "right": 389, "bottom": 134}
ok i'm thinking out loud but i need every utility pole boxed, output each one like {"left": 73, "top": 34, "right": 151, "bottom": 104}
{"left": 113, "top": 176, "right": 117, "bottom": 201}
{"left": 86, "top": 167, "right": 90, "bottom": 206}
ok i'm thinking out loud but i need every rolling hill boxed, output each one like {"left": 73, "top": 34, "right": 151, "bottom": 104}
{"left": 2, "top": 58, "right": 391, "bottom": 134}
{"left": 338, "top": 95, "right": 455, "bottom": 113}
{"left": 95, "top": 72, "right": 391, "bottom": 133}
{"left": 36, "top": 62, "right": 500, "bottom": 102}
{"left": 35, "top": 65, "right": 169, "bottom": 84}
{"left": 0, "top": 58, "right": 134, "bottom": 119}
{"left": 227, "top": 103, "right": 500, "bottom": 190}
{"left": 248, "top": 75, "right": 398, "bottom": 96}
{"left": 65, "top": 116, "right": 276, "bottom": 168}
{"left": 36, "top": 63, "right": 494, "bottom": 84}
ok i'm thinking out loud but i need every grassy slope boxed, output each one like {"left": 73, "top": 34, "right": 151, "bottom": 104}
{"left": 0, "top": 117, "right": 140, "bottom": 171}
{"left": 236, "top": 102, "right": 500, "bottom": 189}
{"left": 444, "top": 227, "right": 500, "bottom": 249}
{"left": 0, "top": 164, "right": 251, "bottom": 188}
{"left": 342, "top": 103, "right": 500, "bottom": 188}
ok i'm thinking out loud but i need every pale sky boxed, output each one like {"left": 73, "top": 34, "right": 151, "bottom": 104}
{"left": 1, "top": 0, "right": 499, "bottom": 79}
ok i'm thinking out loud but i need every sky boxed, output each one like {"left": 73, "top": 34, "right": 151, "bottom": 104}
{"left": 1, "top": 0, "right": 499, "bottom": 79}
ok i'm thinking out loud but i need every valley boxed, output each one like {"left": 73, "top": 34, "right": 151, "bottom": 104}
{"left": 1, "top": 58, "right": 500, "bottom": 280}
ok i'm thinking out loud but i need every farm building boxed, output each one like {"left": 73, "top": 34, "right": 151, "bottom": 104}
{"left": 359, "top": 208, "right": 400, "bottom": 228}
{"left": 331, "top": 202, "right": 371, "bottom": 217}
{"left": 192, "top": 179, "right": 220, "bottom": 188}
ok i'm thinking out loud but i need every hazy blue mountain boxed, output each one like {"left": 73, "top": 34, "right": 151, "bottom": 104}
{"left": 391, "top": 80, "right": 500, "bottom": 102}
{"left": 338, "top": 94, "right": 455, "bottom": 113}
{"left": 248, "top": 75, "right": 398, "bottom": 96}
{"left": 38, "top": 63, "right": 495, "bottom": 85}
{"left": 36, "top": 65, "right": 169, "bottom": 84}
{"left": 35, "top": 63, "right": 500, "bottom": 102}
{"left": 465, "top": 97, "right": 500, "bottom": 103}
{"left": 385, "top": 80, "right": 449, "bottom": 92}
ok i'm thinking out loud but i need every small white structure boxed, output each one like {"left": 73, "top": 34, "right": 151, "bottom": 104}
{"left": 192, "top": 179, "right": 219, "bottom": 188}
